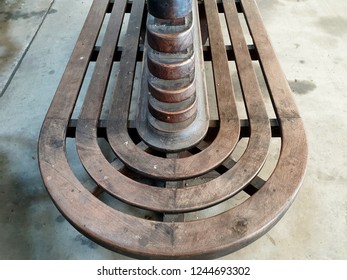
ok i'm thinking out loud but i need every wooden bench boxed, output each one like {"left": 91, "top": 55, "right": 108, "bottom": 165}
{"left": 38, "top": 0, "right": 308, "bottom": 259}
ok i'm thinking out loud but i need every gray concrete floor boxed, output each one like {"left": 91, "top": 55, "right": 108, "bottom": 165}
{"left": 0, "top": 0, "right": 346, "bottom": 259}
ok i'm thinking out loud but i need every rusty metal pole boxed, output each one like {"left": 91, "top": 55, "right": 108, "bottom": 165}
{"left": 146, "top": 0, "right": 196, "bottom": 126}
{"left": 136, "top": 0, "right": 209, "bottom": 151}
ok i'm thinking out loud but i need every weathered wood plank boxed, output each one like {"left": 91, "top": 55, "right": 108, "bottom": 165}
{"left": 45, "top": 0, "right": 109, "bottom": 120}
{"left": 241, "top": 0, "right": 301, "bottom": 119}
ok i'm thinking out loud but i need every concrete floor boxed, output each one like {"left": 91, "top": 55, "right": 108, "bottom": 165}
{"left": 0, "top": 0, "right": 346, "bottom": 259}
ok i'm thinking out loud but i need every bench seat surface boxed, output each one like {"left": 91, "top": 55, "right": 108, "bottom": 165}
{"left": 38, "top": 0, "right": 307, "bottom": 259}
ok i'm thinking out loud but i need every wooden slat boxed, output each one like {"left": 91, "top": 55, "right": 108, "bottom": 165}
{"left": 77, "top": 0, "right": 127, "bottom": 121}
{"left": 240, "top": 0, "right": 301, "bottom": 119}
{"left": 45, "top": 0, "right": 109, "bottom": 120}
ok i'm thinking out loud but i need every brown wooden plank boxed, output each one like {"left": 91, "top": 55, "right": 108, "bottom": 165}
{"left": 223, "top": 0, "right": 268, "bottom": 120}
{"left": 45, "top": 0, "right": 109, "bottom": 120}
{"left": 240, "top": 0, "right": 301, "bottom": 119}
{"left": 76, "top": 0, "right": 127, "bottom": 121}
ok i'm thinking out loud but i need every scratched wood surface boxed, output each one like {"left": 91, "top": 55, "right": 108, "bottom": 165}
{"left": 38, "top": 0, "right": 308, "bottom": 259}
